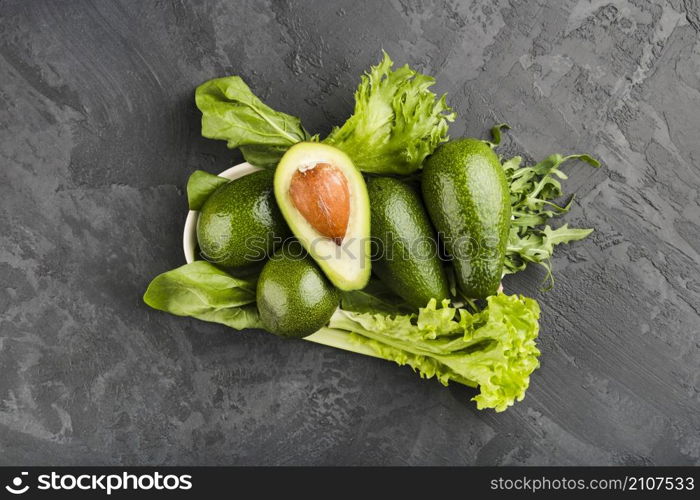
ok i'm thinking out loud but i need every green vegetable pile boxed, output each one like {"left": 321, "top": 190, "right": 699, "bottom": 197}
{"left": 144, "top": 53, "right": 599, "bottom": 412}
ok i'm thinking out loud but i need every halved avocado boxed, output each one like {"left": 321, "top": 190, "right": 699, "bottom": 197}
{"left": 274, "top": 142, "right": 371, "bottom": 291}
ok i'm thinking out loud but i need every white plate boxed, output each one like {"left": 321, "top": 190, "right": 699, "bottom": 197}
{"left": 182, "top": 163, "right": 379, "bottom": 358}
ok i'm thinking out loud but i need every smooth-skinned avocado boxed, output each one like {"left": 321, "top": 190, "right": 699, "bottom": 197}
{"left": 256, "top": 242, "right": 339, "bottom": 338}
{"left": 274, "top": 142, "right": 371, "bottom": 291}
{"left": 197, "top": 169, "right": 290, "bottom": 270}
{"left": 367, "top": 177, "right": 449, "bottom": 308}
{"left": 422, "top": 138, "right": 510, "bottom": 299}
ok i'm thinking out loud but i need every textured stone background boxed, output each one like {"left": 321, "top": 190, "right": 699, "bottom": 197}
{"left": 1, "top": 0, "right": 699, "bottom": 465}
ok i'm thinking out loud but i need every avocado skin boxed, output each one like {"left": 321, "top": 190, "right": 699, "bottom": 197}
{"left": 422, "top": 139, "right": 510, "bottom": 299}
{"left": 197, "top": 170, "right": 290, "bottom": 270}
{"left": 367, "top": 177, "right": 449, "bottom": 308}
{"left": 257, "top": 242, "right": 339, "bottom": 338}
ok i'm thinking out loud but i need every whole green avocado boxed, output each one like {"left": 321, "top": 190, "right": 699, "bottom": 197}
{"left": 197, "top": 170, "right": 290, "bottom": 270}
{"left": 367, "top": 176, "right": 449, "bottom": 308}
{"left": 422, "top": 138, "right": 510, "bottom": 299}
{"left": 256, "top": 242, "right": 339, "bottom": 338}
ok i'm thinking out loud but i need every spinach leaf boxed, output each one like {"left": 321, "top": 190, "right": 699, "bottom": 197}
{"left": 238, "top": 144, "right": 291, "bottom": 169}
{"left": 144, "top": 261, "right": 262, "bottom": 330}
{"left": 339, "top": 278, "right": 413, "bottom": 315}
{"left": 186, "top": 170, "right": 229, "bottom": 210}
{"left": 195, "top": 76, "right": 310, "bottom": 168}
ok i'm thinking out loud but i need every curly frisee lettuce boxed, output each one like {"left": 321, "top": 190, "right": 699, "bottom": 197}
{"left": 326, "top": 294, "right": 541, "bottom": 412}
{"left": 324, "top": 52, "right": 455, "bottom": 175}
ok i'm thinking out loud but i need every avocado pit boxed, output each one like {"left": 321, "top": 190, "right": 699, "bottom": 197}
{"left": 289, "top": 162, "right": 350, "bottom": 245}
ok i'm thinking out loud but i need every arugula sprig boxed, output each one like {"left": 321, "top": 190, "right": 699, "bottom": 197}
{"left": 499, "top": 142, "right": 600, "bottom": 287}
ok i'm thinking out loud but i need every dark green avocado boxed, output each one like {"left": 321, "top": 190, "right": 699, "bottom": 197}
{"left": 196, "top": 170, "right": 290, "bottom": 270}
{"left": 367, "top": 176, "right": 449, "bottom": 308}
{"left": 256, "top": 242, "right": 339, "bottom": 338}
{"left": 422, "top": 139, "right": 510, "bottom": 299}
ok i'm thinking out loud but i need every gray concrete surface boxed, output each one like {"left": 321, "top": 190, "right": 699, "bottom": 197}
{"left": 1, "top": 0, "right": 699, "bottom": 465}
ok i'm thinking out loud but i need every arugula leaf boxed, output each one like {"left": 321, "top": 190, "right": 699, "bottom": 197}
{"left": 324, "top": 52, "right": 455, "bottom": 175}
{"left": 186, "top": 170, "right": 229, "bottom": 210}
{"left": 327, "top": 293, "right": 541, "bottom": 411}
{"left": 486, "top": 123, "right": 510, "bottom": 148}
{"left": 195, "top": 76, "right": 310, "bottom": 168}
{"left": 503, "top": 152, "right": 600, "bottom": 288}
{"left": 144, "top": 261, "right": 263, "bottom": 330}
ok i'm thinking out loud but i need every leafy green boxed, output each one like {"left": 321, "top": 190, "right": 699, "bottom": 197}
{"left": 339, "top": 278, "right": 413, "bottom": 315}
{"left": 195, "top": 76, "right": 311, "bottom": 168}
{"left": 195, "top": 53, "right": 454, "bottom": 173}
{"left": 502, "top": 153, "right": 599, "bottom": 287}
{"left": 328, "top": 293, "right": 541, "bottom": 411}
{"left": 324, "top": 52, "right": 455, "bottom": 175}
{"left": 186, "top": 170, "right": 229, "bottom": 210}
{"left": 238, "top": 144, "right": 294, "bottom": 169}
{"left": 146, "top": 67, "right": 602, "bottom": 414}
{"left": 144, "top": 261, "right": 541, "bottom": 410}
{"left": 486, "top": 123, "right": 510, "bottom": 148}
{"left": 144, "top": 261, "right": 263, "bottom": 330}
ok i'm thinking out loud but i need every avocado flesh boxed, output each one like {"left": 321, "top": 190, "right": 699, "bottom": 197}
{"left": 256, "top": 243, "right": 339, "bottom": 338}
{"left": 367, "top": 177, "right": 449, "bottom": 308}
{"left": 274, "top": 142, "right": 371, "bottom": 291}
{"left": 422, "top": 139, "right": 510, "bottom": 299}
{"left": 196, "top": 170, "right": 290, "bottom": 270}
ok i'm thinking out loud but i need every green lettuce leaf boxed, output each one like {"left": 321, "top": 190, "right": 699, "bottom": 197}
{"left": 144, "top": 261, "right": 262, "bottom": 330}
{"left": 324, "top": 52, "right": 455, "bottom": 175}
{"left": 327, "top": 293, "right": 541, "bottom": 411}
{"left": 195, "top": 76, "right": 310, "bottom": 168}
{"left": 186, "top": 170, "right": 229, "bottom": 210}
